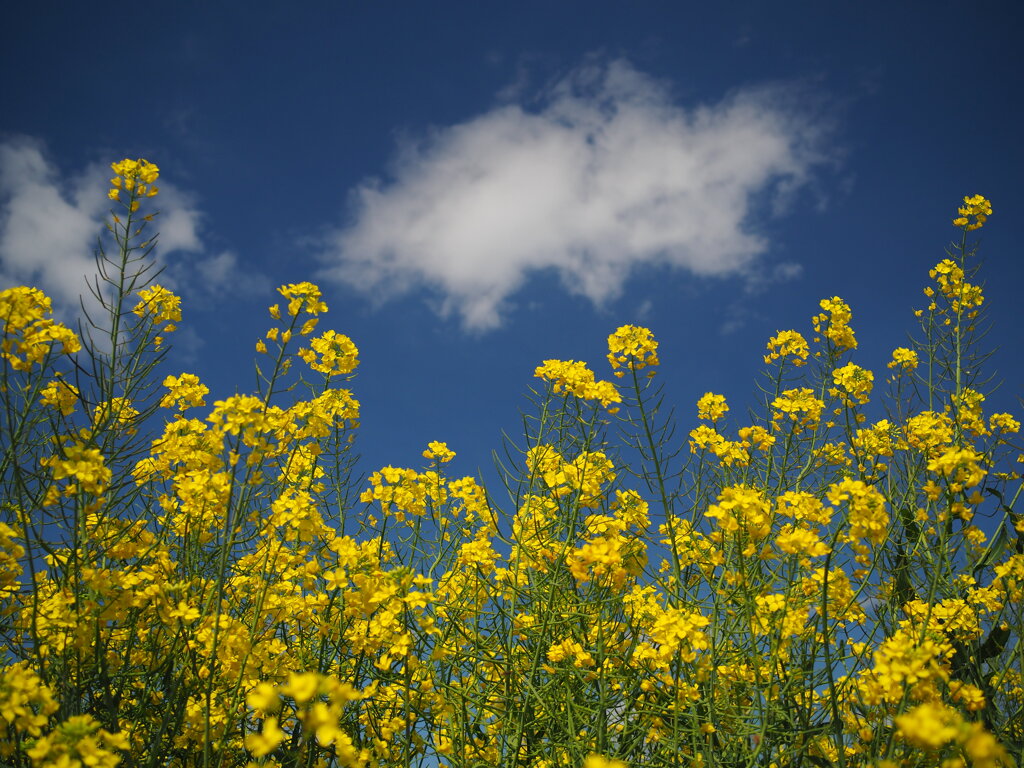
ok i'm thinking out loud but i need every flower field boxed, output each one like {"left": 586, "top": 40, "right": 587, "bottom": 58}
{"left": 0, "top": 164, "right": 1021, "bottom": 768}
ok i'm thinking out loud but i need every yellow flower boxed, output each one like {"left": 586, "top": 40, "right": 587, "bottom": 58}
{"left": 284, "top": 671, "right": 321, "bottom": 704}
{"left": 40, "top": 378, "right": 79, "bottom": 416}
{"left": 696, "top": 392, "right": 728, "bottom": 421}
{"left": 953, "top": 194, "right": 992, "bottom": 230}
{"left": 245, "top": 716, "right": 286, "bottom": 757}
{"left": 584, "top": 754, "right": 628, "bottom": 768}
{"left": 771, "top": 388, "right": 825, "bottom": 432}
{"left": 812, "top": 297, "right": 857, "bottom": 351}
{"left": 109, "top": 158, "right": 160, "bottom": 203}
{"left": 764, "top": 329, "right": 809, "bottom": 365}
{"left": 40, "top": 441, "right": 112, "bottom": 496}
{"left": 297, "top": 329, "right": 359, "bottom": 377}
{"left": 895, "top": 701, "right": 961, "bottom": 750}
{"left": 422, "top": 441, "right": 456, "bottom": 463}
{"left": 0, "top": 286, "right": 80, "bottom": 370}
{"left": 535, "top": 358, "right": 621, "bottom": 408}
{"left": 830, "top": 362, "right": 874, "bottom": 406}
{"left": 133, "top": 285, "right": 181, "bottom": 348}
{"left": 160, "top": 372, "right": 209, "bottom": 410}
{"left": 606, "top": 325, "right": 659, "bottom": 376}
{"left": 278, "top": 281, "right": 327, "bottom": 316}
{"left": 888, "top": 347, "right": 918, "bottom": 370}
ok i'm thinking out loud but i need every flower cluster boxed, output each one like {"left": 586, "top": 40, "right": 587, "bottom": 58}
{"left": 2, "top": 179, "right": 1020, "bottom": 768}
{"left": 299, "top": 329, "right": 360, "bottom": 377}
{"left": 606, "top": 324, "right": 659, "bottom": 376}
{"left": 133, "top": 284, "right": 181, "bottom": 346}
{"left": 0, "top": 287, "right": 80, "bottom": 370}
{"left": 764, "top": 329, "right": 809, "bottom": 366}
{"left": 108, "top": 158, "right": 159, "bottom": 205}
{"left": 953, "top": 194, "right": 992, "bottom": 230}
{"left": 813, "top": 296, "right": 857, "bottom": 351}
{"left": 534, "top": 358, "right": 621, "bottom": 409}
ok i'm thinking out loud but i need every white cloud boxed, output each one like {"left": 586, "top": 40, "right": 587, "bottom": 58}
{"left": 0, "top": 137, "right": 264, "bottom": 316}
{"left": 319, "top": 58, "right": 832, "bottom": 332}
{"left": 0, "top": 138, "right": 104, "bottom": 307}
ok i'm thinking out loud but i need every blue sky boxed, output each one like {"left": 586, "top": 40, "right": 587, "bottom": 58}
{"left": 2, "top": 2, "right": 1023, "bottom": 489}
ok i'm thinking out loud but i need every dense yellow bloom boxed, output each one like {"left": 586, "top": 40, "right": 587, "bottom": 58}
{"left": 160, "top": 372, "right": 209, "bottom": 410}
{"left": 888, "top": 346, "right": 918, "bottom": 370}
{"left": 0, "top": 523, "right": 25, "bottom": 608}
{"left": 929, "top": 258, "right": 985, "bottom": 317}
{"left": 927, "top": 446, "right": 986, "bottom": 491}
{"left": 133, "top": 284, "right": 180, "bottom": 324}
{"left": 534, "top": 358, "right": 621, "bottom": 408}
{"left": 696, "top": 392, "right": 728, "bottom": 421}
{"left": 456, "top": 537, "right": 499, "bottom": 570}
{"left": 895, "top": 700, "right": 1010, "bottom": 768}
{"left": 41, "top": 441, "right": 112, "bottom": 497}
{"left": 133, "top": 284, "right": 180, "bottom": 345}
{"left": 422, "top": 441, "right": 456, "bottom": 462}
{"left": 904, "top": 410, "right": 954, "bottom": 456}
{"left": 813, "top": 297, "right": 857, "bottom": 351}
{"left": 569, "top": 511, "right": 646, "bottom": 588}
{"left": 775, "top": 523, "right": 830, "bottom": 558}
{"left": 895, "top": 701, "right": 962, "bottom": 750}
{"left": 584, "top": 753, "right": 628, "bottom": 768}
{"left": 0, "top": 663, "right": 59, "bottom": 748}
{"left": 737, "top": 424, "right": 775, "bottom": 452}
{"left": 902, "top": 597, "right": 982, "bottom": 641}
{"left": 547, "top": 638, "right": 595, "bottom": 668}
{"left": 688, "top": 425, "right": 748, "bottom": 466}
{"left": 952, "top": 194, "right": 992, "bottom": 230}
{"left": 109, "top": 158, "right": 159, "bottom": 201}
{"left": 563, "top": 450, "right": 616, "bottom": 507}
{"left": 93, "top": 396, "right": 139, "bottom": 431}
{"left": 0, "top": 286, "right": 80, "bottom": 370}
{"left": 40, "top": 377, "right": 79, "bottom": 416}
{"left": 606, "top": 325, "right": 659, "bottom": 376}
{"left": 246, "top": 715, "right": 286, "bottom": 757}
{"left": 990, "top": 412, "right": 1020, "bottom": 434}
{"left": 632, "top": 601, "right": 710, "bottom": 665}
{"left": 25, "top": 713, "right": 129, "bottom": 768}
{"left": 830, "top": 362, "right": 874, "bottom": 406}
{"left": 298, "top": 329, "right": 359, "bottom": 376}
{"left": 828, "top": 478, "right": 888, "bottom": 557}
{"left": 952, "top": 387, "right": 989, "bottom": 437}
{"left": 705, "top": 485, "right": 773, "bottom": 543}
{"left": 771, "top": 387, "right": 825, "bottom": 432}
{"left": 278, "top": 281, "right": 327, "bottom": 316}
{"left": 764, "top": 329, "right": 809, "bottom": 365}
{"left": 776, "top": 491, "right": 832, "bottom": 524}
{"left": 852, "top": 420, "right": 897, "bottom": 459}
{"left": 360, "top": 464, "right": 449, "bottom": 521}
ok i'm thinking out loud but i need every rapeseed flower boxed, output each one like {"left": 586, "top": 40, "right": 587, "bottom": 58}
{"left": 696, "top": 392, "right": 728, "bottom": 421}
{"left": 534, "top": 358, "right": 621, "bottom": 408}
{"left": 764, "top": 329, "right": 809, "bottom": 365}
{"left": 813, "top": 297, "right": 857, "bottom": 351}
{"left": 953, "top": 194, "right": 992, "bottom": 230}
{"left": 108, "top": 158, "right": 159, "bottom": 202}
{"left": 607, "top": 324, "right": 659, "bottom": 376}
{"left": 0, "top": 286, "right": 80, "bottom": 370}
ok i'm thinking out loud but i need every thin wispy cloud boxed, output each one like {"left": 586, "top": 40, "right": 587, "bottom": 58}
{"left": 0, "top": 137, "right": 265, "bottom": 314}
{"left": 320, "top": 58, "right": 832, "bottom": 331}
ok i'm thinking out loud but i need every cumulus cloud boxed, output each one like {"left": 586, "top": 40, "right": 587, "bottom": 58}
{"left": 0, "top": 137, "right": 264, "bottom": 315}
{"left": 319, "top": 58, "right": 831, "bottom": 332}
{"left": 0, "top": 138, "right": 106, "bottom": 307}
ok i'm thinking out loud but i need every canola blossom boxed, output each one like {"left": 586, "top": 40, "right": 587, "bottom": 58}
{"left": 0, "top": 173, "right": 1021, "bottom": 768}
